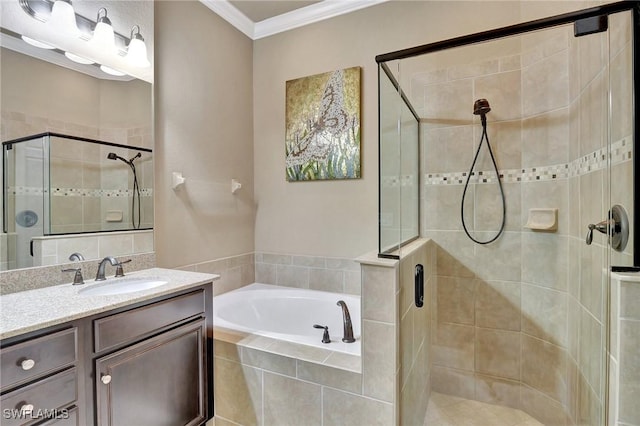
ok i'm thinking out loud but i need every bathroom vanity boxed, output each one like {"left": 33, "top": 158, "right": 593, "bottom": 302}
{"left": 0, "top": 268, "right": 217, "bottom": 425}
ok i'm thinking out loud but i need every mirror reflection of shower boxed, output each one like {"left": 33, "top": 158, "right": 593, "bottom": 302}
{"left": 107, "top": 152, "right": 142, "bottom": 229}
{"left": 460, "top": 98, "right": 506, "bottom": 244}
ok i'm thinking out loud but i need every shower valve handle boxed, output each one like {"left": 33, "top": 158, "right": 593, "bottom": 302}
{"left": 585, "top": 205, "right": 629, "bottom": 252}
{"left": 586, "top": 220, "right": 609, "bottom": 245}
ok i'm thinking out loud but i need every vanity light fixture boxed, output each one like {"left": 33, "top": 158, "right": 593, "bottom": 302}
{"left": 21, "top": 35, "right": 55, "bottom": 49}
{"left": 18, "top": 0, "right": 152, "bottom": 76}
{"left": 89, "top": 8, "right": 116, "bottom": 52}
{"left": 125, "top": 25, "right": 150, "bottom": 68}
{"left": 48, "top": 0, "right": 80, "bottom": 37}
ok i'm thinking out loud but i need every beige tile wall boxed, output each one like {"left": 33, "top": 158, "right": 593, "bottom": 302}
{"left": 179, "top": 252, "right": 255, "bottom": 297}
{"left": 255, "top": 252, "right": 362, "bottom": 295}
{"left": 416, "top": 13, "right": 634, "bottom": 424}
{"left": 211, "top": 240, "right": 433, "bottom": 426}
{"left": 31, "top": 230, "right": 153, "bottom": 267}
{"left": 398, "top": 240, "right": 434, "bottom": 425}
{"left": 610, "top": 273, "right": 640, "bottom": 426}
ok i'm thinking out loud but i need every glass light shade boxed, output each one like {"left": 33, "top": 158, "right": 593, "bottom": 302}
{"left": 21, "top": 36, "right": 55, "bottom": 49}
{"left": 100, "top": 65, "right": 126, "bottom": 76}
{"left": 126, "top": 37, "right": 150, "bottom": 68}
{"left": 65, "top": 52, "right": 94, "bottom": 65}
{"left": 49, "top": 0, "right": 80, "bottom": 36}
{"left": 90, "top": 21, "right": 116, "bottom": 52}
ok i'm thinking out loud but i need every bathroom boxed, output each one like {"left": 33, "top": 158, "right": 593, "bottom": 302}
{"left": 0, "top": 0, "right": 638, "bottom": 425}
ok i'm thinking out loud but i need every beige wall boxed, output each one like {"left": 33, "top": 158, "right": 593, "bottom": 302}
{"left": 1, "top": 48, "right": 151, "bottom": 140}
{"left": 154, "top": 1, "right": 254, "bottom": 268}
{"left": 252, "top": 1, "right": 606, "bottom": 259}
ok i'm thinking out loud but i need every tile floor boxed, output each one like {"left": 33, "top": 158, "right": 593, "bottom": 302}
{"left": 424, "top": 392, "right": 544, "bottom": 426}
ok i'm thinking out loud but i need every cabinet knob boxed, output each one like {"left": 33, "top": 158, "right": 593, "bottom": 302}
{"left": 101, "top": 374, "right": 112, "bottom": 385}
{"left": 20, "top": 404, "right": 34, "bottom": 414}
{"left": 20, "top": 359, "right": 36, "bottom": 370}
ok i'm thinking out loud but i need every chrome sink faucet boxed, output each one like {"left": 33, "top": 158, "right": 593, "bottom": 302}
{"left": 336, "top": 300, "right": 356, "bottom": 343}
{"left": 95, "top": 256, "right": 119, "bottom": 281}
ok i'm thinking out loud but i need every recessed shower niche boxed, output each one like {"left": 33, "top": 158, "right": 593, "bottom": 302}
{"left": 378, "top": 2, "right": 637, "bottom": 425}
{"left": 2, "top": 133, "right": 153, "bottom": 269}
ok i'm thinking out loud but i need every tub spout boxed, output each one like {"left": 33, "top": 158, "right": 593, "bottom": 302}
{"left": 336, "top": 300, "right": 355, "bottom": 343}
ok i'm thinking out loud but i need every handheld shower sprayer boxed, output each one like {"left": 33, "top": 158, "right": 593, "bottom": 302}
{"left": 473, "top": 98, "right": 491, "bottom": 116}
{"left": 106, "top": 151, "right": 143, "bottom": 229}
{"left": 461, "top": 99, "right": 506, "bottom": 245}
{"left": 107, "top": 152, "right": 141, "bottom": 165}
{"left": 473, "top": 98, "right": 491, "bottom": 125}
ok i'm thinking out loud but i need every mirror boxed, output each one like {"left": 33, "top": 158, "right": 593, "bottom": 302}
{"left": 0, "top": 1, "right": 153, "bottom": 271}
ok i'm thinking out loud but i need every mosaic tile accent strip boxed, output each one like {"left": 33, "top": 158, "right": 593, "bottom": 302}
{"left": 381, "top": 175, "right": 418, "bottom": 188}
{"left": 422, "top": 136, "right": 632, "bottom": 186}
{"left": 8, "top": 187, "right": 153, "bottom": 197}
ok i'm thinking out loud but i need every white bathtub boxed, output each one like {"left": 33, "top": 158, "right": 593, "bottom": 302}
{"left": 213, "top": 283, "right": 361, "bottom": 355}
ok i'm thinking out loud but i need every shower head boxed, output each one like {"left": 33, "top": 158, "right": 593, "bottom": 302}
{"left": 473, "top": 99, "right": 491, "bottom": 116}
{"left": 107, "top": 152, "right": 129, "bottom": 164}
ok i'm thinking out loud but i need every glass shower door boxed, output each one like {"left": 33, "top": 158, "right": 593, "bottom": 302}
{"left": 376, "top": 4, "right": 637, "bottom": 425}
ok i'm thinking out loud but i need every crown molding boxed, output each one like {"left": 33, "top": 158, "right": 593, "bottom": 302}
{"left": 200, "top": 0, "right": 389, "bottom": 40}
{"left": 199, "top": 0, "right": 255, "bottom": 39}
{"left": 253, "top": 0, "right": 389, "bottom": 39}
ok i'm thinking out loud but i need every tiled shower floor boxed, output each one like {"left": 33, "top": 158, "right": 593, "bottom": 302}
{"left": 424, "top": 392, "right": 544, "bottom": 426}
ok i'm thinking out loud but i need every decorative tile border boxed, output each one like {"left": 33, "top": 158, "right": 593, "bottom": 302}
{"left": 8, "top": 187, "right": 153, "bottom": 197}
{"left": 422, "top": 136, "right": 632, "bottom": 186}
{"left": 381, "top": 136, "right": 632, "bottom": 187}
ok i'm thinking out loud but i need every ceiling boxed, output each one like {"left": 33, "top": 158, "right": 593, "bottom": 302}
{"left": 200, "top": 0, "right": 389, "bottom": 40}
{"left": 228, "top": 1, "right": 321, "bottom": 22}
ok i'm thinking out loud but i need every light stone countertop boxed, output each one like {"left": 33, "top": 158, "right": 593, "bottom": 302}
{"left": 0, "top": 268, "right": 219, "bottom": 340}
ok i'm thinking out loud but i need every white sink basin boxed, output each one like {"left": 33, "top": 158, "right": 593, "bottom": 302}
{"left": 78, "top": 277, "right": 168, "bottom": 296}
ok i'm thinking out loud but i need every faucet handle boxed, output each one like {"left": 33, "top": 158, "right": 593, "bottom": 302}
{"left": 114, "top": 259, "right": 132, "bottom": 277}
{"left": 62, "top": 267, "right": 85, "bottom": 285}
{"left": 313, "top": 324, "right": 331, "bottom": 344}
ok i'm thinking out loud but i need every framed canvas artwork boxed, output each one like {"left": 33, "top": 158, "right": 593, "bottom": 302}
{"left": 285, "top": 66, "right": 361, "bottom": 181}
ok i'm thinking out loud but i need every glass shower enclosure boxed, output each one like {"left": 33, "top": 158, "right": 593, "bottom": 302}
{"left": 378, "top": 2, "right": 637, "bottom": 425}
{"left": 2, "top": 133, "right": 153, "bottom": 269}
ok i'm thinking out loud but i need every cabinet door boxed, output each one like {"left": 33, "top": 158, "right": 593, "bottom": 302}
{"left": 95, "top": 320, "right": 206, "bottom": 426}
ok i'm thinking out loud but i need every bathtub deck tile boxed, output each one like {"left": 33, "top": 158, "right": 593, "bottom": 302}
{"left": 267, "top": 340, "right": 332, "bottom": 364}
{"left": 297, "top": 359, "right": 363, "bottom": 394}
{"left": 214, "top": 340, "right": 242, "bottom": 362}
{"left": 242, "top": 346, "right": 297, "bottom": 377}
{"left": 214, "top": 328, "right": 279, "bottom": 351}
{"left": 323, "top": 351, "right": 362, "bottom": 373}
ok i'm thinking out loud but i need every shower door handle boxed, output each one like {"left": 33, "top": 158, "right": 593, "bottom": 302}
{"left": 415, "top": 264, "right": 424, "bottom": 308}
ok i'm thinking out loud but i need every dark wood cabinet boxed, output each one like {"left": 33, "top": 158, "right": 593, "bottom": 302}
{"left": 95, "top": 319, "right": 206, "bottom": 426}
{"left": 0, "top": 283, "right": 213, "bottom": 426}
{"left": 0, "top": 328, "right": 79, "bottom": 426}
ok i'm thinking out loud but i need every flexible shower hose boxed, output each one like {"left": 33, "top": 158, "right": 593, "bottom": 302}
{"left": 127, "top": 161, "right": 141, "bottom": 230}
{"left": 460, "top": 115, "right": 506, "bottom": 244}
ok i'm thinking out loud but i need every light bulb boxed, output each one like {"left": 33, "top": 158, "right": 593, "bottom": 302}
{"left": 100, "top": 65, "right": 126, "bottom": 76}
{"left": 126, "top": 26, "right": 150, "bottom": 68}
{"left": 21, "top": 36, "right": 55, "bottom": 49}
{"left": 49, "top": 0, "right": 80, "bottom": 37}
{"left": 65, "top": 52, "right": 94, "bottom": 65}
{"left": 90, "top": 8, "right": 116, "bottom": 53}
